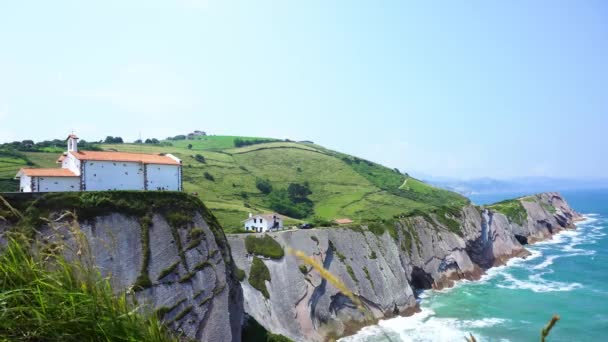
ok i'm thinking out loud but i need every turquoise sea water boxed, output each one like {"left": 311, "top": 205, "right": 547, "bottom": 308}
{"left": 341, "top": 190, "right": 608, "bottom": 341}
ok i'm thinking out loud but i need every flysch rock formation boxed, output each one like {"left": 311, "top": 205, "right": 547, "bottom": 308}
{"left": 0, "top": 193, "right": 243, "bottom": 342}
{"left": 228, "top": 192, "right": 581, "bottom": 341}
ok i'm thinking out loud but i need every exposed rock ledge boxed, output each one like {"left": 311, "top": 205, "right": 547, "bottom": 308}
{"left": 228, "top": 192, "right": 581, "bottom": 341}
{"left": 0, "top": 192, "right": 244, "bottom": 342}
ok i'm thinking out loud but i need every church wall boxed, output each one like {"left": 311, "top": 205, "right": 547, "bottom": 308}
{"left": 145, "top": 164, "right": 181, "bottom": 191}
{"left": 36, "top": 177, "right": 80, "bottom": 192}
{"left": 83, "top": 161, "right": 144, "bottom": 191}
{"left": 19, "top": 175, "right": 32, "bottom": 192}
{"left": 62, "top": 154, "right": 81, "bottom": 175}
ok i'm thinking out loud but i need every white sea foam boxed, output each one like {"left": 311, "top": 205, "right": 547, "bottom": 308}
{"left": 497, "top": 272, "right": 583, "bottom": 293}
{"left": 532, "top": 255, "right": 559, "bottom": 270}
{"left": 340, "top": 308, "right": 508, "bottom": 342}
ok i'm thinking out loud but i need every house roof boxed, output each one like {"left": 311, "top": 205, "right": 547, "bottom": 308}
{"left": 243, "top": 213, "right": 283, "bottom": 222}
{"left": 69, "top": 151, "right": 180, "bottom": 165}
{"left": 67, "top": 134, "right": 79, "bottom": 140}
{"left": 17, "top": 168, "right": 78, "bottom": 177}
{"left": 334, "top": 218, "right": 354, "bottom": 225}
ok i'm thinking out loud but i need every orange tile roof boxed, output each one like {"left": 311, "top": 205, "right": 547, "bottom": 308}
{"left": 67, "top": 134, "right": 79, "bottom": 139}
{"left": 334, "top": 218, "right": 354, "bottom": 225}
{"left": 19, "top": 168, "right": 78, "bottom": 177}
{"left": 69, "top": 151, "right": 180, "bottom": 165}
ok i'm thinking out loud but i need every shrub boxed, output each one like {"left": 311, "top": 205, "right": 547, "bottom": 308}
{"left": 256, "top": 178, "right": 273, "bottom": 194}
{"left": 299, "top": 265, "right": 308, "bottom": 274}
{"left": 245, "top": 235, "right": 284, "bottom": 259}
{"left": 267, "top": 189, "right": 313, "bottom": 219}
{"left": 287, "top": 182, "right": 312, "bottom": 201}
{"left": 248, "top": 256, "right": 271, "bottom": 299}
{"left": 194, "top": 154, "right": 205, "bottom": 163}
{"left": 235, "top": 267, "right": 246, "bottom": 281}
{"left": 204, "top": 172, "right": 215, "bottom": 181}
{"left": 234, "top": 138, "right": 278, "bottom": 148}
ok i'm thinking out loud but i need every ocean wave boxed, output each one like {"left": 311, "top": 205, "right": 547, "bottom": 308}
{"left": 497, "top": 273, "right": 583, "bottom": 293}
{"left": 532, "top": 255, "right": 559, "bottom": 270}
{"left": 340, "top": 308, "right": 508, "bottom": 342}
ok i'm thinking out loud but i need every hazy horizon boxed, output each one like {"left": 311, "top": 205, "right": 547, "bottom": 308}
{"left": 1, "top": 1, "right": 606, "bottom": 179}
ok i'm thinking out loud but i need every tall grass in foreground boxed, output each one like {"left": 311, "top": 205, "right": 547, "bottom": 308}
{"left": 0, "top": 237, "right": 177, "bottom": 342}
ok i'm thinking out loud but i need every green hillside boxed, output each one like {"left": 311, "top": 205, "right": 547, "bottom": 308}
{"left": 0, "top": 136, "right": 469, "bottom": 232}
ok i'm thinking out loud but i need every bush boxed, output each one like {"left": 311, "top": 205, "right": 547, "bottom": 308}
{"left": 103, "top": 136, "right": 124, "bottom": 144}
{"left": 245, "top": 235, "right": 284, "bottom": 259}
{"left": 266, "top": 189, "right": 313, "bottom": 219}
{"left": 299, "top": 265, "right": 308, "bottom": 274}
{"left": 287, "top": 182, "right": 312, "bottom": 201}
{"left": 256, "top": 179, "right": 273, "bottom": 194}
{"left": 194, "top": 154, "right": 205, "bottom": 163}
{"left": 235, "top": 267, "right": 246, "bottom": 281}
{"left": 248, "top": 256, "right": 271, "bottom": 299}
{"left": 234, "top": 138, "right": 278, "bottom": 148}
{"left": 204, "top": 172, "right": 215, "bottom": 181}
{"left": 144, "top": 138, "right": 160, "bottom": 144}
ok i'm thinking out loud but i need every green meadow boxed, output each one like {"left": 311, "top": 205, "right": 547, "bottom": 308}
{"left": 0, "top": 136, "right": 468, "bottom": 232}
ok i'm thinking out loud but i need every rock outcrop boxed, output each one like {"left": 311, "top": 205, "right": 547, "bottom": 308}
{"left": 228, "top": 192, "right": 581, "bottom": 341}
{"left": 0, "top": 192, "right": 243, "bottom": 342}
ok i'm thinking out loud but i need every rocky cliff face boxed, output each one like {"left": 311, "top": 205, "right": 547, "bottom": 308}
{"left": 0, "top": 192, "right": 243, "bottom": 342}
{"left": 228, "top": 192, "right": 581, "bottom": 341}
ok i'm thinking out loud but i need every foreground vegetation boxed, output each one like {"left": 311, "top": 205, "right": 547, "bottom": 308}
{"left": 0, "top": 135, "right": 470, "bottom": 232}
{"left": 0, "top": 238, "right": 176, "bottom": 341}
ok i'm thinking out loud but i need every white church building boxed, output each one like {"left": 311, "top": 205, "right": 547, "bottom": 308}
{"left": 243, "top": 213, "right": 284, "bottom": 233}
{"left": 16, "top": 134, "right": 182, "bottom": 192}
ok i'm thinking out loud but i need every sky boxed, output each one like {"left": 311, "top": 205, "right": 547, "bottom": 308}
{"left": 1, "top": 1, "right": 607, "bottom": 179}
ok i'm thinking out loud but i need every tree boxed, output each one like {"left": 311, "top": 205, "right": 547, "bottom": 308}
{"left": 144, "top": 138, "right": 160, "bottom": 144}
{"left": 134, "top": 139, "right": 142, "bottom": 144}
{"left": 194, "top": 154, "right": 205, "bottom": 163}
{"left": 256, "top": 178, "right": 273, "bottom": 194}
{"left": 103, "top": 136, "right": 124, "bottom": 144}
{"left": 204, "top": 172, "right": 215, "bottom": 181}
{"left": 287, "top": 183, "right": 312, "bottom": 201}
{"left": 187, "top": 144, "right": 193, "bottom": 150}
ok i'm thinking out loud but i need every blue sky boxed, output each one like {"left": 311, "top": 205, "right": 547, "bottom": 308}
{"left": 1, "top": 1, "right": 606, "bottom": 179}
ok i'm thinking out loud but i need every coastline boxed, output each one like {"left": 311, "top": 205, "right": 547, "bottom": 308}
{"left": 230, "top": 192, "right": 582, "bottom": 342}
{"left": 341, "top": 212, "right": 595, "bottom": 341}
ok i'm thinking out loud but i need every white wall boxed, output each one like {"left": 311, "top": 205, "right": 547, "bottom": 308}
{"left": 37, "top": 177, "right": 80, "bottom": 192}
{"left": 84, "top": 161, "right": 144, "bottom": 191}
{"left": 146, "top": 164, "right": 181, "bottom": 191}
{"left": 20, "top": 175, "right": 32, "bottom": 192}
{"left": 243, "top": 216, "right": 283, "bottom": 232}
{"left": 62, "top": 154, "right": 81, "bottom": 175}
{"left": 244, "top": 218, "right": 268, "bottom": 232}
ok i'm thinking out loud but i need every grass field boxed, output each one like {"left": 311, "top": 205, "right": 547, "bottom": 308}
{"left": 0, "top": 135, "right": 469, "bottom": 232}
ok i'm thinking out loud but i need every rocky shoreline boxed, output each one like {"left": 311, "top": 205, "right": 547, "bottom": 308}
{"left": 228, "top": 192, "right": 581, "bottom": 341}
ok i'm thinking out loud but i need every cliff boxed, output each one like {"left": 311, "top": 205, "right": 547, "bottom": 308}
{"left": 0, "top": 192, "right": 243, "bottom": 342}
{"left": 228, "top": 192, "right": 581, "bottom": 341}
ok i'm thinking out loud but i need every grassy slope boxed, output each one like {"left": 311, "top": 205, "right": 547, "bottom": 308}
{"left": 0, "top": 136, "right": 469, "bottom": 232}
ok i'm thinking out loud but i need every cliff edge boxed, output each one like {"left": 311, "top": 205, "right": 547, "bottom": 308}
{"left": 228, "top": 192, "right": 581, "bottom": 341}
{"left": 0, "top": 191, "right": 244, "bottom": 342}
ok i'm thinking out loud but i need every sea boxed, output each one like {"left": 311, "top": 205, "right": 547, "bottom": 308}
{"left": 340, "top": 189, "right": 608, "bottom": 341}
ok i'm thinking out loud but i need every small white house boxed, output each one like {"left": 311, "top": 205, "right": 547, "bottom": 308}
{"left": 243, "top": 213, "right": 283, "bottom": 233}
{"left": 15, "top": 134, "right": 183, "bottom": 192}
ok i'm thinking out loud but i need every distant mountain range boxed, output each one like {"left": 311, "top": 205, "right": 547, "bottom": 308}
{"left": 423, "top": 176, "right": 608, "bottom": 196}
